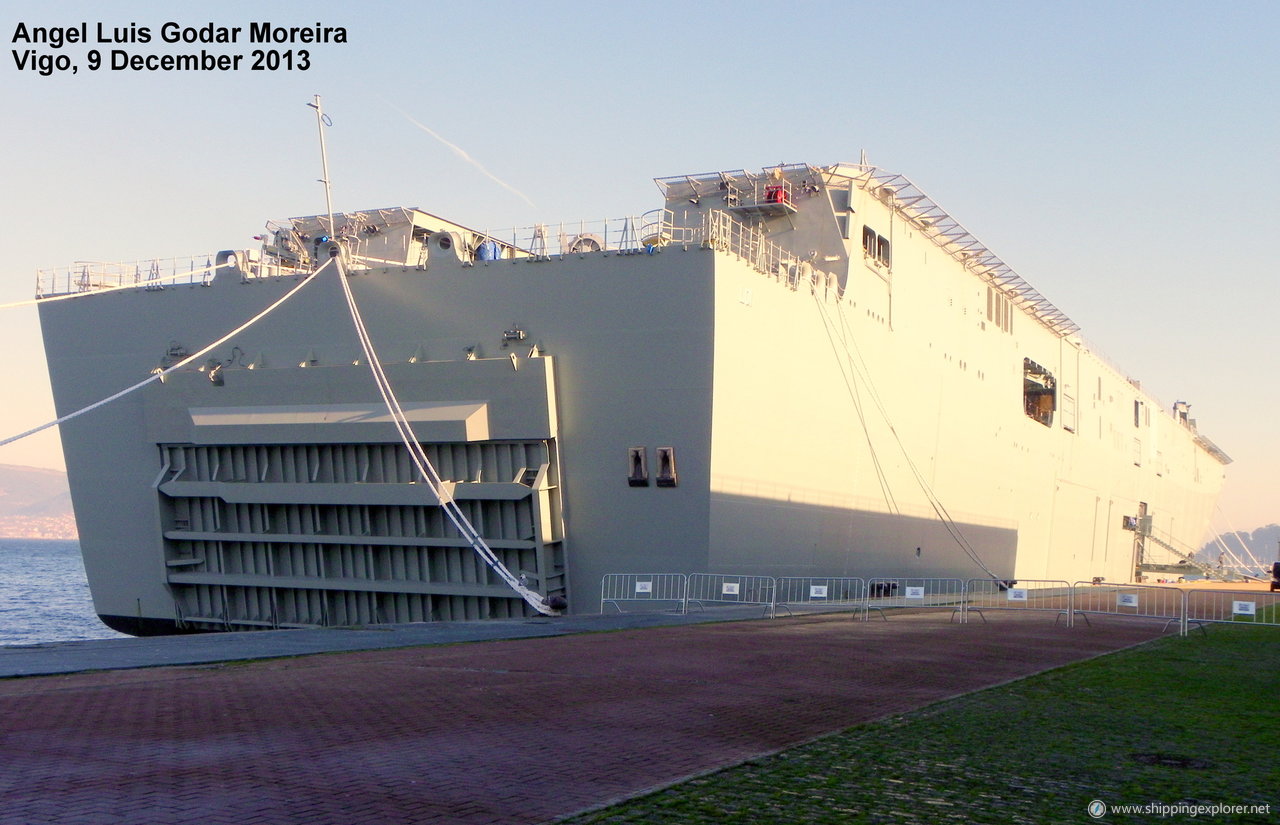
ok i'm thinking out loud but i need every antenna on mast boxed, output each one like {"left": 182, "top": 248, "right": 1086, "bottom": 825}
{"left": 307, "top": 94, "right": 336, "bottom": 237}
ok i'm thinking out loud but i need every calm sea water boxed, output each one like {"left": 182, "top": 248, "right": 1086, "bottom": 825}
{"left": 0, "top": 538, "right": 128, "bottom": 646}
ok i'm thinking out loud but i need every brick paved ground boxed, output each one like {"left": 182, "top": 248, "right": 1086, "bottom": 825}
{"left": 0, "top": 611, "right": 1165, "bottom": 824}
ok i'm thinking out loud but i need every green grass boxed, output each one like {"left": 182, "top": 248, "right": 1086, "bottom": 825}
{"left": 1252, "top": 600, "right": 1280, "bottom": 624}
{"left": 561, "top": 626, "right": 1280, "bottom": 824}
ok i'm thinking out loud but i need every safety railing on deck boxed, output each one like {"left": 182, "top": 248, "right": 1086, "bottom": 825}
{"left": 36, "top": 206, "right": 820, "bottom": 299}
{"left": 37, "top": 255, "right": 217, "bottom": 297}
{"left": 485, "top": 209, "right": 699, "bottom": 258}
{"left": 35, "top": 252, "right": 309, "bottom": 297}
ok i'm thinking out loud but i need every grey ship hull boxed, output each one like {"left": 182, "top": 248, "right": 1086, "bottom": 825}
{"left": 38, "top": 163, "right": 1227, "bottom": 633}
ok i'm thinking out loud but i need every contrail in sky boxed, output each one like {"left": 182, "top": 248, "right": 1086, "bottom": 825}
{"left": 388, "top": 103, "right": 536, "bottom": 208}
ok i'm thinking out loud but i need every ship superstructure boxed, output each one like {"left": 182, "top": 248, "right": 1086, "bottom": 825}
{"left": 36, "top": 162, "right": 1229, "bottom": 634}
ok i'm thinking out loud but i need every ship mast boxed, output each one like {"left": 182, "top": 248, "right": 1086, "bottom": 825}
{"left": 307, "top": 94, "right": 336, "bottom": 238}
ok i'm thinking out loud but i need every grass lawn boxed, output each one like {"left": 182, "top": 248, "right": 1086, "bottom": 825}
{"left": 562, "top": 625, "right": 1279, "bottom": 824}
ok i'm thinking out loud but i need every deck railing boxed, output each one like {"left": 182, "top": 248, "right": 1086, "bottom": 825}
{"left": 35, "top": 208, "right": 800, "bottom": 298}
{"left": 35, "top": 253, "right": 310, "bottom": 297}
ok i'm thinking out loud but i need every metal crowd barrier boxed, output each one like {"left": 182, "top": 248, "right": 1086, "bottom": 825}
{"left": 963, "top": 579, "right": 1073, "bottom": 625}
{"left": 598, "top": 571, "right": 1280, "bottom": 636}
{"left": 684, "top": 573, "right": 778, "bottom": 617}
{"left": 599, "top": 573, "right": 688, "bottom": 614}
{"left": 1183, "top": 588, "right": 1280, "bottom": 630}
{"left": 775, "top": 577, "right": 867, "bottom": 616}
{"left": 863, "top": 577, "right": 966, "bottom": 621}
{"left": 1071, "top": 581, "right": 1186, "bottom": 633}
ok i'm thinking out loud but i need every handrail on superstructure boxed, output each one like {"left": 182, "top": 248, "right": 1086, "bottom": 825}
{"left": 658, "top": 162, "right": 1080, "bottom": 338}
{"left": 827, "top": 162, "right": 1079, "bottom": 337}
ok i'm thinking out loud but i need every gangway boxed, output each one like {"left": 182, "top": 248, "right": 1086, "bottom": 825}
{"left": 1139, "top": 531, "right": 1225, "bottom": 581}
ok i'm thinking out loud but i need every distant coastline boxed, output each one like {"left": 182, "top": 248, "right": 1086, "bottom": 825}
{"left": 0, "top": 515, "right": 78, "bottom": 540}
{"left": 0, "top": 463, "right": 78, "bottom": 539}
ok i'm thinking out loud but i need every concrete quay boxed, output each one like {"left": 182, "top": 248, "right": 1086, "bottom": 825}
{"left": 0, "top": 609, "right": 1166, "bottom": 824}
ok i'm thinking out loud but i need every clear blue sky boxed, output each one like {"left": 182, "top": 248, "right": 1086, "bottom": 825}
{"left": 2, "top": 0, "right": 1277, "bottom": 533}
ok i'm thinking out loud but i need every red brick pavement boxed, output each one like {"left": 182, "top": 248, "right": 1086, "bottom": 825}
{"left": 0, "top": 612, "right": 1165, "bottom": 824}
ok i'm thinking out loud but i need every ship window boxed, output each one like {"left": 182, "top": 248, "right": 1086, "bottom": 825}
{"left": 861, "top": 226, "right": 891, "bottom": 267}
{"left": 655, "top": 447, "right": 678, "bottom": 487}
{"left": 1023, "top": 358, "right": 1056, "bottom": 427}
{"left": 627, "top": 447, "right": 648, "bottom": 487}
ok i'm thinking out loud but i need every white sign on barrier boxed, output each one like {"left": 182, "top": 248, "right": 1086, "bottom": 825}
{"left": 635, "top": 581, "right": 653, "bottom": 594}
{"left": 1117, "top": 593, "right": 1139, "bottom": 608}
{"left": 722, "top": 582, "right": 740, "bottom": 596}
{"left": 905, "top": 586, "right": 925, "bottom": 600}
{"left": 1233, "top": 601, "right": 1257, "bottom": 616}
{"left": 810, "top": 585, "right": 829, "bottom": 599}
{"left": 1007, "top": 588, "right": 1028, "bottom": 602}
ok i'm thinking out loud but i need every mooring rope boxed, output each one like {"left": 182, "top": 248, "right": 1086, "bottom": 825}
{"left": 0, "top": 261, "right": 327, "bottom": 449}
{"left": 813, "top": 290, "right": 1003, "bottom": 581}
{"left": 330, "top": 251, "right": 556, "bottom": 615}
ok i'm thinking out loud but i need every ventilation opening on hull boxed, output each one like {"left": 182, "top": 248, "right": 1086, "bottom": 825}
{"left": 655, "top": 446, "right": 678, "bottom": 487}
{"left": 627, "top": 447, "right": 649, "bottom": 487}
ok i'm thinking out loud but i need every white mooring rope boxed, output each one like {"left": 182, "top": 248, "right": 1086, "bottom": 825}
{"left": 0, "top": 261, "right": 327, "bottom": 449}
{"left": 813, "top": 290, "right": 1003, "bottom": 581}
{"left": 5, "top": 250, "right": 556, "bottom": 614}
{"left": 330, "top": 252, "right": 557, "bottom": 615}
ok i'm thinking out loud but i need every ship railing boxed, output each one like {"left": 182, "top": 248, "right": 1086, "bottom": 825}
{"left": 35, "top": 252, "right": 310, "bottom": 298}
{"left": 600, "top": 573, "right": 689, "bottom": 614}
{"left": 700, "top": 209, "right": 832, "bottom": 291}
{"left": 961, "top": 579, "right": 1073, "bottom": 624}
{"left": 480, "top": 209, "right": 698, "bottom": 258}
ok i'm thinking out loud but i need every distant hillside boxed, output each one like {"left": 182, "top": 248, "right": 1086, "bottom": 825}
{"left": 0, "top": 464, "right": 77, "bottom": 538}
{"left": 1198, "top": 524, "right": 1280, "bottom": 572}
